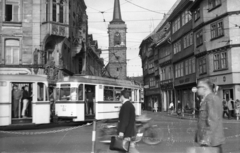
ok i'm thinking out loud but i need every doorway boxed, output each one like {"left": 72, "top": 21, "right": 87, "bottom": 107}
{"left": 85, "top": 84, "right": 96, "bottom": 119}
{"left": 223, "top": 89, "right": 234, "bottom": 101}
{"left": 11, "top": 82, "right": 33, "bottom": 124}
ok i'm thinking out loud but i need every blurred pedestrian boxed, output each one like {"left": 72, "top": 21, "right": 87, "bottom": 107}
{"left": 195, "top": 79, "right": 225, "bottom": 153}
{"left": 117, "top": 89, "right": 139, "bottom": 153}
{"left": 153, "top": 101, "right": 158, "bottom": 113}
{"left": 177, "top": 100, "right": 182, "bottom": 116}
{"left": 235, "top": 99, "right": 240, "bottom": 120}
{"left": 12, "top": 85, "right": 22, "bottom": 118}
{"left": 21, "top": 86, "right": 31, "bottom": 118}
{"left": 222, "top": 98, "right": 229, "bottom": 118}
{"left": 227, "top": 98, "right": 234, "bottom": 119}
{"left": 168, "top": 101, "right": 174, "bottom": 115}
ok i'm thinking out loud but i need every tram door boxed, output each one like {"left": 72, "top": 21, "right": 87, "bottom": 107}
{"left": 85, "top": 84, "right": 96, "bottom": 119}
{"left": 11, "top": 82, "right": 32, "bottom": 124}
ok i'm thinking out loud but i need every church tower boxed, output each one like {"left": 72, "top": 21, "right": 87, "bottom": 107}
{"left": 107, "top": 0, "right": 127, "bottom": 79}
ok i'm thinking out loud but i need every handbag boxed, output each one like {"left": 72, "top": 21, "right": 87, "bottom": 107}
{"left": 109, "top": 136, "right": 130, "bottom": 152}
{"left": 186, "top": 147, "right": 219, "bottom": 153}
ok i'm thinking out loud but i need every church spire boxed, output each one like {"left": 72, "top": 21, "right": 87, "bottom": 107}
{"left": 110, "top": 0, "right": 125, "bottom": 24}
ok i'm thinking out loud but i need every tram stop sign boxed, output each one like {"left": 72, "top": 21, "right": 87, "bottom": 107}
{"left": 192, "top": 87, "right": 197, "bottom": 93}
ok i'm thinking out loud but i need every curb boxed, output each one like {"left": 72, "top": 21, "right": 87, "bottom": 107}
{"left": 143, "top": 111, "right": 240, "bottom": 123}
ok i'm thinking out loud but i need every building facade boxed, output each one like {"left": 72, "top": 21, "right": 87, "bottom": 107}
{"left": 0, "top": 0, "right": 104, "bottom": 82}
{"left": 190, "top": 0, "right": 240, "bottom": 101}
{"left": 168, "top": 0, "right": 196, "bottom": 111}
{"left": 140, "top": 0, "right": 240, "bottom": 112}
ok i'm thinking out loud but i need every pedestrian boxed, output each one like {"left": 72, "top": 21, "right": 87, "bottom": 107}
{"left": 86, "top": 89, "right": 94, "bottom": 115}
{"left": 177, "top": 100, "right": 182, "bottom": 116}
{"left": 235, "top": 99, "right": 240, "bottom": 120}
{"left": 227, "top": 98, "right": 233, "bottom": 119}
{"left": 222, "top": 98, "right": 229, "bottom": 118}
{"left": 117, "top": 89, "right": 139, "bottom": 153}
{"left": 195, "top": 79, "right": 225, "bottom": 153}
{"left": 21, "top": 86, "right": 31, "bottom": 118}
{"left": 153, "top": 100, "right": 158, "bottom": 113}
{"left": 12, "top": 85, "right": 22, "bottom": 118}
{"left": 168, "top": 101, "right": 174, "bottom": 115}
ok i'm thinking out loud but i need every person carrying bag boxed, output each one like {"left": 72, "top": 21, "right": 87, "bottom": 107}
{"left": 110, "top": 89, "right": 139, "bottom": 153}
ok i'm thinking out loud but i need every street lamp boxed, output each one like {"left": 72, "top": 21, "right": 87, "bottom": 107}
{"left": 192, "top": 87, "right": 198, "bottom": 118}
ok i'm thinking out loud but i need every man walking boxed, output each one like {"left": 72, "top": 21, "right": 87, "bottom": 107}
{"left": 195, "top": 79, "right": 225, "bottom": 153}
{"left": 12, "top": 85, "right": 22, "bottom": 118}
{"left": 117, "top": 89, "right": 139, "bottom": 153}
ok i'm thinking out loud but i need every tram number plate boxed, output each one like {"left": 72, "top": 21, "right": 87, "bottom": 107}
{"left": 114, "top": 106, "right": 121, "bottom": 108}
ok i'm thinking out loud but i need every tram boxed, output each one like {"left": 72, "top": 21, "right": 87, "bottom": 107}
{"left": 55, "top": 75, "right": 142, "bottom": 121}
{"left": 0, "top": 74, "right": 50, "bottom": 126}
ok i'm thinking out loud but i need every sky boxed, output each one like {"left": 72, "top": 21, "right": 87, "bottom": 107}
{"left": 85, "top": 0, "right": 178, "bottom": 77}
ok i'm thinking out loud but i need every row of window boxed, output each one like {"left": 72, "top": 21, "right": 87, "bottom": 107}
{"left": 3, "top": 0, "right": 68, "bottom": 24}
{"left": 172, "top": 10, "right": 192, "bottom": 34}
{"left": 160, "top": 66, "right": 172, "bottom": 81}
{"left": 175, "top": 57, "right": 196, "bottom": 78}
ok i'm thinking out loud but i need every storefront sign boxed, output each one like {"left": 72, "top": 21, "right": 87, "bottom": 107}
{"left": 175, "top": 74, "right": 196, "bottom": 86}
{"left": 208, "top": 74, "right": 232, "bottom": 85}
{"left": 160, "top": 79, "right": 173, "bottom": 90}
{"left": 145, "top": 88, "right": 160, "bottom": 96}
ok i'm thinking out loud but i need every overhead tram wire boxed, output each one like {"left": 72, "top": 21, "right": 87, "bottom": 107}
{"left": 124, "top": 0, "right": 169, "bottom": 14}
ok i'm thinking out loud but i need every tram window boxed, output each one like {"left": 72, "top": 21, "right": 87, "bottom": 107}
{"left": 70, "top": 88, "right": 77, "bottom": 101}
{"left": 134, "top": 90, "right": 137, "bottom": 102}
{"left": 78, "top": 84, "right": 83, "bottom": 100}
{"left": 124, "top": 88, "right": 132, "bottom": 101}
{"left": 114, "top": 87, "right": 123, "bottom": 101}
{"left": 104, "top": 86, "right": 114, "bottom": 101}
{"left": 37, "top": 83, "right": 44, "bottom": 101}
{"left": 56, "top": 88, "right": 60, "bottom": 100}
{"left": 59, "top": 84, "right": 71, "bottom": 100}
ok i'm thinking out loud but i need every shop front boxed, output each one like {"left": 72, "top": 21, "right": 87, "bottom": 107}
{"left": 208, "top": 73, "right": 240, "bottom": 101}
{"left": 144, "top": 88, "right": 161, "bottom": 111}
{"left": 174, "top": 74, "right": 197, "bottom": 111}
{"left": 160, "top": 79, "right": 174, "bottom": 111}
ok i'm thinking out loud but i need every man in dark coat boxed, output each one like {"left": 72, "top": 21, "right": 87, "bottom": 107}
{"left": 195, "top": 79, "right": 225, "bottom": 153}
{"left": 117, "top": 89, "right": 139, "bottom": 153}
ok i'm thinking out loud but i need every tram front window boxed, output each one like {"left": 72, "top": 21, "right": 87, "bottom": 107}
{"left": 57, "top": 85, "right": 78, "bottom": 101}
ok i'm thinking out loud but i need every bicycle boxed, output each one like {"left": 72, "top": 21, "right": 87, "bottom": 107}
{"left": 98, "top": 116, "right": 164, "bottom": 145}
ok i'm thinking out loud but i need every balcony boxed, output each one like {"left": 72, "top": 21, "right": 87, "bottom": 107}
{"left": 41, "top": 22, "right": 69, "bottom": 38}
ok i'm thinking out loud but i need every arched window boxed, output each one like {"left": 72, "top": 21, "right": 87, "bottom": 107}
{"left": 5, "top": 39, "right": 20, "bottom": 64}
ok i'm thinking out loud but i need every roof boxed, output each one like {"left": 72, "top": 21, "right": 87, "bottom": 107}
{"left": 58, "top": 75, "right": 141, "bottom": 88}
{"left": 110, "top": 0, "right": 125, "bottom": 24}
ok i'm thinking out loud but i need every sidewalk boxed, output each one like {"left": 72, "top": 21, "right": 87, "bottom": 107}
{"left": 142, "top": 110, "right": 240, "bottom": 123}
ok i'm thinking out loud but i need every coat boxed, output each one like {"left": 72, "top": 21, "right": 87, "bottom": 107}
{"left": 195, "top": 93, "right": 225, "bottom": 146}
{"left": 117, "top": 101, "right": 136, "bottom": 138}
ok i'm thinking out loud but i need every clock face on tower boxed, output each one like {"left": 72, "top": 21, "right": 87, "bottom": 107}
{"left": 114, "top": 32, "right": 121, "bottom": 46}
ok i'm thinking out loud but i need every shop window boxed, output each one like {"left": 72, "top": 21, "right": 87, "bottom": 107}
{"left": 5, "top": 39, "right": 20, "bottom": 64}
{"left": 104, "top": 86, "right": 114, "bottom": 101}
{"left": 5, "top": 0, "right": 21, "bottom": 22}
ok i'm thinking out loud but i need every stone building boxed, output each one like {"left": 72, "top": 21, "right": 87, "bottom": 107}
{"left": 105, "top": 0, "right": 127, "bottom": 79}
{"left": 190, "top": 0, "right": 240, "bottom": 101}
{"left": 140, "top": 0, "right": 240, "bottom": 112}
{"left": 0, "top": 0, "right": 104, "bottom": 84}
